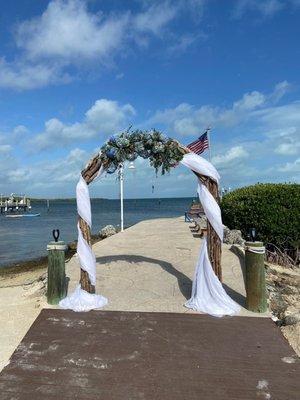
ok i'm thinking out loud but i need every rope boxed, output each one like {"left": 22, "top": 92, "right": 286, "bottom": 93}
{"left": 245, "top": 245, "right": 265, "bottom": 254}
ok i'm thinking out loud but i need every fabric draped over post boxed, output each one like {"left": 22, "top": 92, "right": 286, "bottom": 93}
{"left": 180, "top": 153, "right": 240, "bottom": 317}
{"left": 60, "top": 151, "right": 240, "bottom": 317}
{"left": 59, "top": 171, "right": 108, "bottom": 312}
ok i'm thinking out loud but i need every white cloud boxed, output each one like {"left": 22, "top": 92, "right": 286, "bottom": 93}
{"left": 278, "top": 158, "right": 300, "bottom": 173}
{"left": 275, "top": 142, "right": 300, "bottom": 155}
{"left": 1, "top": 147, "right": 90, "bottom": 191}
{"left": 0, "top": 57, "right": 71, "bottom": 90}
{"left": 146, "top": 81, "right": 299, "bottom": 186}
{"left": 273, "top": 126, "right": 300, "bottom": 155}
{"left": 233, "top": 0, "right": 300, "bottom": 19}
{"left": 149, "top": 84, "right": 282, "bottom": 135}
{"left": 270, "top": 80, "right": 291, "bottom": 102}
{"left": 31, "top": 99, "right": 136, "bottom": 151}
{"left": 13, "top": 125, "right": 29, "bottom": 136}
{"left": 212, "top": 146, "right": 249, "bottom": 168}
{"left": 148, "top": 82, "right": 297, "bottom": 144}
{"left": 167, "top": 33, "right": 203, "bottom": 56}
{"left": 16, "top": 0, "right": 129, "bottom": 63}
{"left": 252, "top": 102, "right": 300, "bottom": 156}
{"left": 0, "top": 0, "right": 198, "bottom": 90}
{"left": 0, "top": 144, "right": 12, "bottom": 154}
{"left": 233, "top": 0, "right": 284, "bottom": 18}
{"left": 6, "top": 168, "right": 31, "bottom": 184}
{"left": 133, "top": 2, "right": 178, "bottom": 35}
{"left": 254, "top": 102, "right": 300, "bottom": 128}
{"left": 233, "top": 91, "right": 266, "bottom": 111}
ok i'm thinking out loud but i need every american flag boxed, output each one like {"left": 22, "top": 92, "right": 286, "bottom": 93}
{"left": 187, "top": 132, "right": 209, "bottom": 155}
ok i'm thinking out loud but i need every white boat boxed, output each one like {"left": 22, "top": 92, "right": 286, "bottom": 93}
{"left": 5, "top": 213, "right": 40, "bottom": 218}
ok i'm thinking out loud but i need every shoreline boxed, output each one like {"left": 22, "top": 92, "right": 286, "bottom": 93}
{"left": 29, "top": 196, "right": 195, "bottom": 201}
{"left": 0, "top": 233, "right": 104, "bottom": 277}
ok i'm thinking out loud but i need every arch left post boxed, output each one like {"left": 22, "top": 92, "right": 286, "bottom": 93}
{"left": 78, "top": 154, "right": 102, "bottom": 293}
{"left": 79, "top": 216, "right": 95, "bottom": 293}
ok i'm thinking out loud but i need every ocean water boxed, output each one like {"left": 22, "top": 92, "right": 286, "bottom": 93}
{"left": 0, "top": 197, "right": 194, "bottom": 267}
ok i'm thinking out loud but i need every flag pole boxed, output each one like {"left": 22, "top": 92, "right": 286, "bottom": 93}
{"left": 207, "top": 126, "right": 212, "bottom": 162}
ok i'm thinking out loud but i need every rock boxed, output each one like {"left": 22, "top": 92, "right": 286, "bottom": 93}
{"left": 68, "top": 240, "right": 77, "bottom": 251}
{"left": 281, "top": 323, "right": 300, "bottom": 356}
{"left": 99, "top": 225, "right": 117, "bottom": 239}
{"left": 266, "top": 262, "right": 300, "bottom": 355}
{"left": 283, "top": 313, "right": 300, "bottom": 326}
{"left": 223, "top": 225, "right": 245, "bottom": 246}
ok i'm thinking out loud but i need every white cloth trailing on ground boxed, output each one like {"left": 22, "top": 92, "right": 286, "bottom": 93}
{"left": 59, "top": 284, "right": 108, "bottom": 312}
{"left": 180, "top": 153, "right": 240, "bottom": 317}
{"left": 185, "top": 237, "right": 240, "bottom": 317}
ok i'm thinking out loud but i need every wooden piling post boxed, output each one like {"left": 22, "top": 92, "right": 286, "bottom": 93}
{"left": 47, "top": 240, "right": 67, "bottom": 304}
{"left": 245, "top": 241, "right": 267, "bottom": 313}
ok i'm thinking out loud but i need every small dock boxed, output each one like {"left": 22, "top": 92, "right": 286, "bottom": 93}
{"left": 0, "top": 195, "right": 31, "bottom": 214}
{"left": 0, "top": 309, "right": 298, "bottom": 399}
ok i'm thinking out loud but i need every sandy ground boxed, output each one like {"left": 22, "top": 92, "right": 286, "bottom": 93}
{"left": 0, "top": 269, "right": 48, "bottom": 371}
{"left": 0, "top": 216, "right": 279, "bottom": 371}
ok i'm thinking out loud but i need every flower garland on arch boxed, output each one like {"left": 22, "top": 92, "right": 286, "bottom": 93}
{"left": 99, "top": 129, "right": 187, "bottom": 175}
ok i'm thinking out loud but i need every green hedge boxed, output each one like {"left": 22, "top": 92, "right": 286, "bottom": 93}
{"left": 221, "top": 183, "right": 300, "bottom": 249}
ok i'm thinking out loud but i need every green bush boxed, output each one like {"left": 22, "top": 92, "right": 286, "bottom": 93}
{"left": 221, "top": 183, "right": 300, "bottom": 250}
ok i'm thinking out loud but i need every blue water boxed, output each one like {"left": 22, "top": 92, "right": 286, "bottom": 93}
{"left": 0, "top": 198, "right": 194, "bottom": 267}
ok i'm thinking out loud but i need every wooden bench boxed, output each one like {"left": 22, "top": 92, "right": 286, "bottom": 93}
{"left": 184, "top": 203, "right": 204, "bottom": 222}
{"left": 193, "top": 216, "right": 207, "bottom": 236}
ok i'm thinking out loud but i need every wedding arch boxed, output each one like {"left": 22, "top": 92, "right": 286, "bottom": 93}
{"left": 60, "top": 129, "right": 240, "bottom": 317}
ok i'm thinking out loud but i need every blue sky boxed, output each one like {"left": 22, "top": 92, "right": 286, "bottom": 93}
{"left": 0, "top": 0, "right": 299, "bottom": 198}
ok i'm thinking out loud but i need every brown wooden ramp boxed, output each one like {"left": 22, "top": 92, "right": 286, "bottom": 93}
{"left": 0, "top": 309, "right": 299, "bottom": 400}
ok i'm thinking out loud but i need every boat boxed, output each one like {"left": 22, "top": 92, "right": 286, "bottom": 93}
{"left": 5, "top": 213, "right": 40, "bottom": 218}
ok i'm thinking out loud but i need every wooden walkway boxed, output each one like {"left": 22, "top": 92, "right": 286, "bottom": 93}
{"left": 0, "top": 309, "right": 299, "bottom": 399}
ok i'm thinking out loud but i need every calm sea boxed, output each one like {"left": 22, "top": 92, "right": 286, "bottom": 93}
{"left": 0, "top": 197, "right": 194, "bottom": 267}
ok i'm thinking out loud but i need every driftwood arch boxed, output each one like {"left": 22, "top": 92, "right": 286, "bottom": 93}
{"left": 78, "top": 131, "right": 222, "bottom": 293}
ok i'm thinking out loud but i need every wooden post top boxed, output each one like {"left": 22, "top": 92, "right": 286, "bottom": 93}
{"left": 245, "top": 241, "right": 264, "bottom": 249}
{"left": 47, "top": 241, "right": 67, "bottom": 251}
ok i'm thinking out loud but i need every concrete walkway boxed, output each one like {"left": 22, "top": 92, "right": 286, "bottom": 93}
{"left": 66, "top": 216, "right": 267, "bottom": 316}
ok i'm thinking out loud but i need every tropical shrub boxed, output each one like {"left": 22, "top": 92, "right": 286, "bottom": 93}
{"left": 221, "top": 183, "right": 300, "bottom": 251}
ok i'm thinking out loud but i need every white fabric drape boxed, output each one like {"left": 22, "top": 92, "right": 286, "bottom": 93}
{"left": 197, "top": 182, "right": 223, "bottom": 241}
{"left": 76, "top": 224, "right": 97, "bottom": 285}
{"left": 60, "top": 284, "right": 108, "bottom": 312}
{"left": 180, "top": 153, "right": 240, "bottom": 316}
{"left": 185, "top": 238, "right": 240, "bottom": 317}
{"left": 180, "top": 152, "right": 220, "bottom": 183}
{"left": 59, "top": 166, "right": 108, "bottom": 312}
{"left": 180, "top": 153, "right": 223, "bottom": 241}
